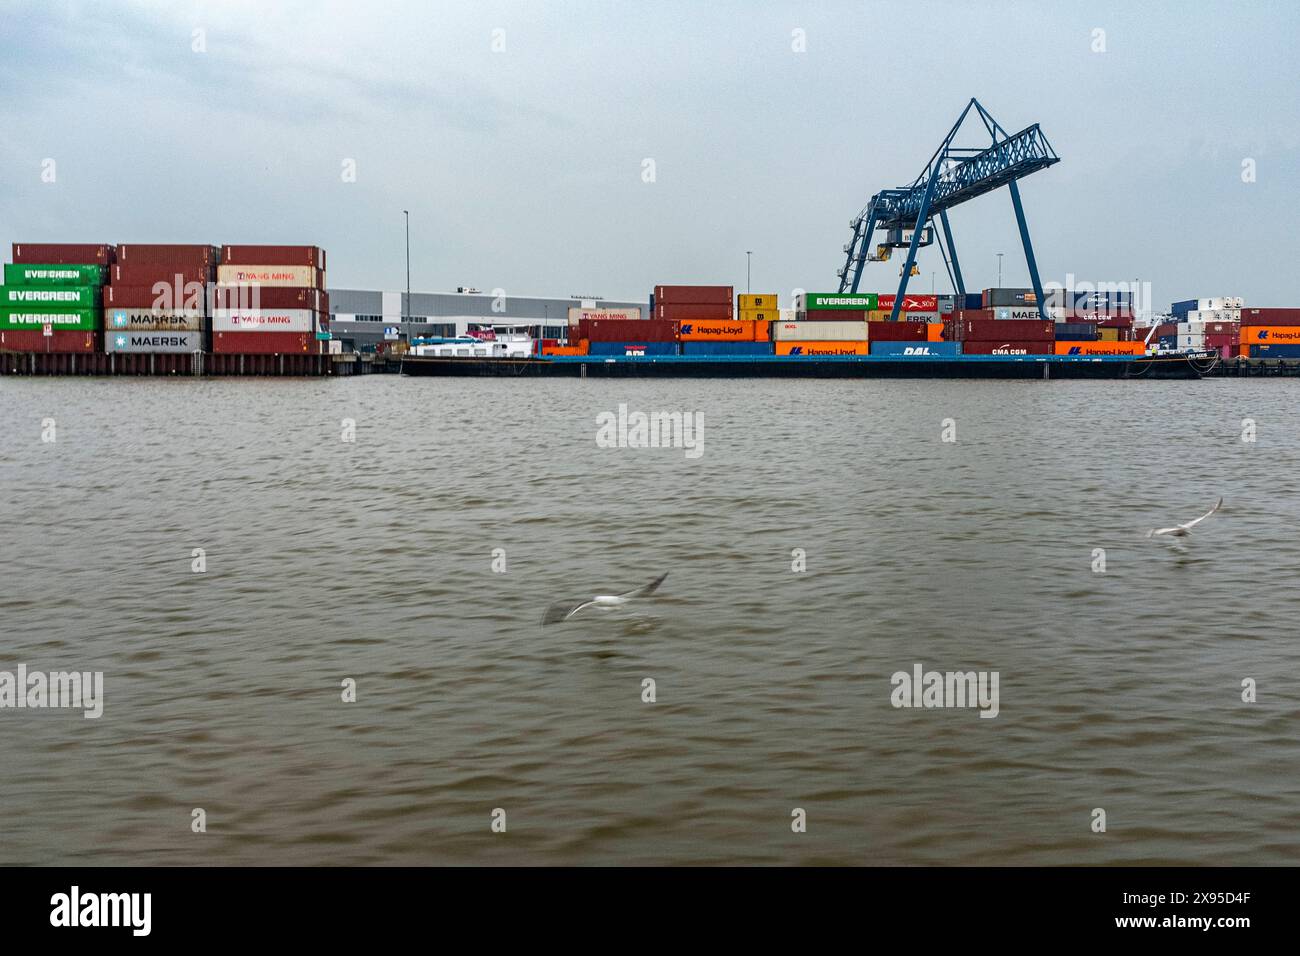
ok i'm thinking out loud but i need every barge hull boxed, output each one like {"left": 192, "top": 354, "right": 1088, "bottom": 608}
{"left": 400, "top": 355, "right": 1207, "bottom": 380}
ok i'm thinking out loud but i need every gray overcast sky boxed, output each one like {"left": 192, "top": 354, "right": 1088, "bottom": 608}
{"left": 1, "top": 0, "right": 1297, "bottom": 309}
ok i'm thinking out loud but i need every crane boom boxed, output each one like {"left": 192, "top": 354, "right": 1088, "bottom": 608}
{"left": 837, "top": 99, "right": 1060, "bottom": 322}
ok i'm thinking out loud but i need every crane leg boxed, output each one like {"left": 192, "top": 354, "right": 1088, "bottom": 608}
{"left": 851, "top": 214, "right": 878, "bottom": 294}
{"left": 939, "top": 209, "right": 964, "bottom": 297}
{"left": 892, "top": 174, "right": 939, "bottom": 321}
{"left": 1009, "top": 179, "right": 1049, "bottom": 322}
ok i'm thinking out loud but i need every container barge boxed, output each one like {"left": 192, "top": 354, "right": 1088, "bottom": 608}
{"left": 400, "top": 352, "right": 1212, "bottom": 380}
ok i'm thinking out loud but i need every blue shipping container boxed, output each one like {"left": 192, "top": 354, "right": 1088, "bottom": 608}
{"left": 1249, "top": 344, "right": 1300, "bottom": 358}
{"left": 962, "top": 293, "right": 983, "bottom": 310}
{"left": 588, "top": 341, "right": 678, "bottom": 356}
{"left": 868, "top": 340, "right": 961, "bottom": 357}
{"left": 681, "top": 341, "right": 774, "bottom": 356}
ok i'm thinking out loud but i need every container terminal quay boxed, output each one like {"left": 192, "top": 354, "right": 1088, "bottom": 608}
{"left": 2, "top": 101, "right": 1297, "bottom": 381}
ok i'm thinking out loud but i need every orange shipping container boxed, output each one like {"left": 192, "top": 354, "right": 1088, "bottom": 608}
{"left": 926, "top": 323, "right": 944, "bottom": 342}
{"left": 1241, "top": 326, "right": 1300, "bottom": 345}
{"left": 542, "top": 344, "right": 588, "bottom": 356}
{"left": 1053, "top": 341, "right": 1145, "bottom": 356}
{"left": 775, "top": 340, "right": 870, "bottom": 357}
{"left": 752, "top": 320, "right": 770, "bottom": 342}
{"left": 677, "top": 319, "right": 756, "bottom": 341}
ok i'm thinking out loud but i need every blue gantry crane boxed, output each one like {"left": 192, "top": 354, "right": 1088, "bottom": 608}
{"left": 837, "top": 99, "right": 1060, "bottom": 321}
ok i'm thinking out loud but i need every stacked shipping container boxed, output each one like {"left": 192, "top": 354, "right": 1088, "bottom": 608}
{"left": 104, "top": 245, "right": 215, "bottom": 354}
{"left": 946, "top": 312, "right": 1055, "bottom": 355}
{"left": 1, "top": 251, "right": 108, "bottom": 353}
{"left": 212, "top": 245, "right": 328, "bottom": 354}
{"left": 1240, "top": 308, "right": 1300, "bottom": 358}
{"left": 781, "top": 292, "right": 876, "bottom": 354}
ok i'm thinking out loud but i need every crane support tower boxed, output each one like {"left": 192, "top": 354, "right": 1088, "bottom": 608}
{"left": 836, "top": 99, "right": 1060, "bottom": 321}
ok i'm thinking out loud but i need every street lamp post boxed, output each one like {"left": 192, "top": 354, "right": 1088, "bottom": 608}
{"left": 997, "top": 252, "right": 1004, "bottom": 289}
{"left": 746, "top": 251, "right": 753, "bottom": 294}
{"left": 404, "top": 210, "right": 411, "bottom": 334}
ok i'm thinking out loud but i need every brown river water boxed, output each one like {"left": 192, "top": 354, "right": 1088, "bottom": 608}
{"left": 1, "top": 375, "right": 1298, "bottom": 865}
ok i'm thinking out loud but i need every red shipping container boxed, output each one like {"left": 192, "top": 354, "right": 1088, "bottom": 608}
{"left": 864, "top": 321, "right": 928, "bottom": 341}
{"left": 117, "top": 244, "right": 218, "bottom": 268}
{"left": 1095, "top": 316, "right": 1134, "bottom": 328}
{"left": 656, "top": 303, "right": 734, "bottom": 321}
{"left": 654, "top": 285, "right": 734, "bottom": 305}
{"left": 109, "top": 262, "right": 214, "bottom": 286}
{"left": 954, "top": 318, "right": 1054, "bottom": 341}
{"left": 877, "top": 294, "right": 939, "bottom": 312}
{"left": 211, "top": 331, "right": 313, "bottom": 354}
{"left": 961, "top": 340, "right": 1054, "bottom": 355}
{"left": 104, "top": 284, "right": 206, "bottom": 309}
{"left": 1239, "top": 308, "right": 1300, "bottom": 326}
{"left": 12, "top": 243, "right": 115, "bottom": 265}
{"left": 1205, "top": 332, "right": 1239, "bottom": 349}
{"left": 1154, "top": 322, "right": 1178, "bottom": 337}
{"left": 952, "top": 309, "right": 995, "bottom": 321}
{"left": 801, "top": 309, "right": 869, "bottom": 321}
{"left": 221, "top": 245, "right": 325, "bottom": 269}
{"left": 0, "top": 329, "right": 99, "bottom": 352}
{"left": 211, "top": 286, "right": 325, "bottom": 311}
{"left": 579, "top": 319, "right": 679, "bottom": 342}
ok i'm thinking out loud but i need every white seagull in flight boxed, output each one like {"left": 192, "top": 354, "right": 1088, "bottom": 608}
{"left": 1147, "top": 498, "right": 1222, "bottom": 538}
{"left": 542, "top": 573, "right": 668, "bottom": 625}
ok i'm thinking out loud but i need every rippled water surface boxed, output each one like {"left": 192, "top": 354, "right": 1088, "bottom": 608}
{"left": 1, "top": 374, "right": 1298, "bottom": 865}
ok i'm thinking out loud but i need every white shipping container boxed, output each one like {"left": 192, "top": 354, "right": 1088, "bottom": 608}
{"left": 773, "top": 320, "right": 870, "bottom": 341}
{"left": 105, "top": 308, "right": 204, "bottom": 332}
{"left": 215, "top": 265, "right": 319, "bottom": 288}
{"left": 105, "top": 330, "right": 205, "bottom": 353}
{"left": 567, "top": 307, "right": 642, "bottom": 324}
{"left": 1196, "top": 297, "right": 1244, "bottom": 311}
{"left": 1187, "top": 309, "right": 1240, "bottom": 323}
{"left": 1178, "top": 333, "right": 1205, "bottom": 349}
{"left": 211, "top": 309, "right": 316, "bottom": 332}
{"left": 778, "top": 308, "right": 797, "bottom": 322}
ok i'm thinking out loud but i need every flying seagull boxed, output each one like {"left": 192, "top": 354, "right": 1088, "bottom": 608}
{"left": 541, "top": 573, "right": 668, "bottom": 625}
{"left": 1147, "top": 497, "right": 1222, "bottom": 538}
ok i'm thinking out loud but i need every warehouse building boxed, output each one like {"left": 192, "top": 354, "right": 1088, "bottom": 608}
{"left": 325, "top": 288, "right": 646, "bottom": 350}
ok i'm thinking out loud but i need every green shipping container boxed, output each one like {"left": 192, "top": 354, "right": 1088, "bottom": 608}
{"left": 0, "top": 284, "right": 101, "bottom": 310}
{"left": 3, "top": 263, "right": 105, "bottom": 286}
{"left": 0, "top": 307, "right": 100, "bottom": 330}
{"left": 800, "top": 292, "right": 879, "bottom": 311}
